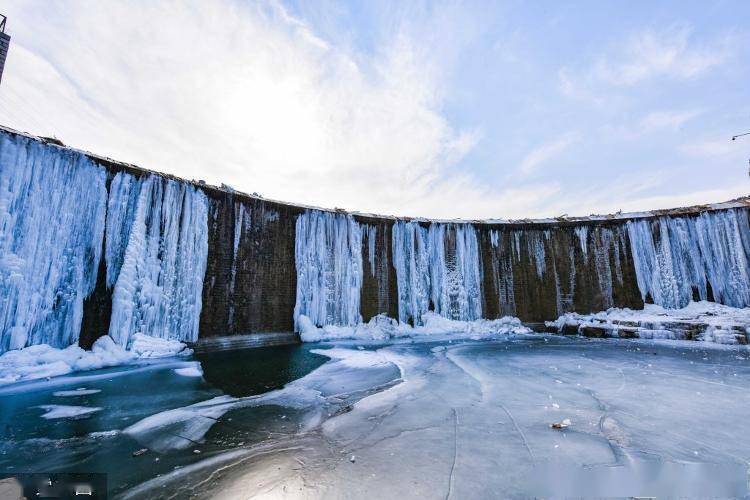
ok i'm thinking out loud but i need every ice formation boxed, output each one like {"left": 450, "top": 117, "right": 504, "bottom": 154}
{"left": 107, "top": 173, "right": 209, "bottom": 347}
{"left": 297, "top": 311, "right": 530, "bottom": 342}
{"left": 392, "top": 221, "right": 482, "bottom": 325}
{"left": 0, "top": 133, "right": 107, "bottom": 352}
{"left": 0, "top": 333, "right": 192, "bottom": 386}
{"left": 548, "top": 301, "right": 750, "bottom": 344}
{"left": 0, "top": 135, "right": 211, "bottom": 356}
{"left": 627, "top": 210, "right": 750, "bottom": 309}
{"left": 294, "top": 210, "right": 363, "bottom": 329}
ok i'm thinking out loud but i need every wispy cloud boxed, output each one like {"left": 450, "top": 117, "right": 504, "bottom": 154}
{"left": 518, "top": 132, "right": 579, "bottom": 176}
{"left": 639, "top": 109, "right": 702, "bottom": 132}
{"left": 593, "top": 24, "right": 732, "bottom": 86}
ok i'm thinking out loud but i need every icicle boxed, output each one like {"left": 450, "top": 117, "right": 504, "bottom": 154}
{"left": 592, "top": 228, "right": 614, "bottom": 309}
{"left": 363, "top": 225, "right": 377, "bottom": 276}
{"left": 627, "top": 210, "right": 750, "bottom": 308}
{"left": 392, "top": 221, "right": 482, "bottom": 325}
{"left": 454, "top": 224, "right": 483, "bottom": 320}
{"left": 0, "top": 134, "right": 107, "bottom": 352}
{"left": 105, "top": 173, "right": 142, "bottom": 287}
{"left": 490, "top": 229, "right": 500, "bottom": 248}
{"left": 528, "top": 231, "right": 546, "bottom": 278}
{"left": 107, "top": 174, "right": 209, "bottom": 346}
{"left": 228, "top": 202, "right": 249, "bottom": 327}
{"left": 512, "top": 232, "right": 522, "bottom": 260}
{"left": 233, "top": 203, "right": 246, "bottom": 260}
{"left": 392, "top": 220, "right": 430, "bottom": 325}
{"left": 294, "top": 210, "right": 363, "bottom": 329}
{"left": 574, "top": 226, "right": 589, "bottom": 261}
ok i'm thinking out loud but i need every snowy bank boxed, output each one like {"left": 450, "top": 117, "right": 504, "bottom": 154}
{"left": 0, "top": 334, "right": 192, "bottom": 386}
{"left": 547, "top": 301, "right": 750, "bottom": 344}
{"left": 298, "top": 312, "right": 531, "bottom": 342}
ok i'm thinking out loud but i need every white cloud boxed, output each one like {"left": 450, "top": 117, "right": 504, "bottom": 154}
{"left": 594, "top": 24, "right": 732, "bottom": 86}
{"left": 639, "top": 109, "right": 701, "bottom": 132}
{"left": 0, "top": 0, "right": 488, "bottom": 217}
{"left": 517, "top": 132, "right": 579, "bottom": 176}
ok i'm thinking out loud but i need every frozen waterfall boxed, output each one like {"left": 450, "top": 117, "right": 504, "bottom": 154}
{"left": 107, "top": 173, "right": 209, "bottom": 347}
{"left": 0, "top": 134, "right": 107, "bottom": 352}
{"left": 627, "top": 209, "right": 750, "bottom": 308}
{"left": 294, "top": 210, "right": 363, "bottom": 329}
{"left": 392, "top": 221, "right": 482, "bottom": 325}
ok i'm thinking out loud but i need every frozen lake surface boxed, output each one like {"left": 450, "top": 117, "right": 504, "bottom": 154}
{"left": 2, "top": 336, "right": 750, "bottom": 498}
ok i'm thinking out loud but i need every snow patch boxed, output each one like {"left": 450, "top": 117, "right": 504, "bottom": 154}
{"left": 548, "top": 301, "right": 750, "bottom": 344}
{"left": 0, "top": 334, "right": 191, "bottom": 386}
{"left": 298, "top": 311, "right": 530, "bottom": 342}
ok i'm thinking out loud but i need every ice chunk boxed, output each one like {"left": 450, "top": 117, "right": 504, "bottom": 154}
{"left": 36, "top": 404, "right": 102, "bottom": 420}
{"left": 129, "top": 333, "right": 192, "bottom": 358}
{"left": 174, "top": 363, "right": 203, "bottom": 377}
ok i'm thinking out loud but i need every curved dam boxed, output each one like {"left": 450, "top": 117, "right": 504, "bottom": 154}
{"left": 1, "top": 125, "right": 749, "bottom": 354}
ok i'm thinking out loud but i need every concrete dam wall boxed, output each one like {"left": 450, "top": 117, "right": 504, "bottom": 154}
{"left": 1, "top": 126, "right": 749, "bottom": 353}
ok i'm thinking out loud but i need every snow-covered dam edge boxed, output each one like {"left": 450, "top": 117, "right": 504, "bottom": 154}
{"left": 1, "top": 124, "right": 749, "bottom": 364}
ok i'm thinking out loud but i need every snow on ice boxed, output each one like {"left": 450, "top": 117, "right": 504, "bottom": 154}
{"left": 297, "top": 311, "right": 530, "bottom": 342}
{"left": 0, "top": 334, "right": 191, "bottom": 386}
{"left": 548, "top": 301, "right": 750, "bottom": 344}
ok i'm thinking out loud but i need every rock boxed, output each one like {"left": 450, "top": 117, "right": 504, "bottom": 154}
{"left": 580, "top": 326, "right": 607, "bottom": 338}
{"left": 551, "top": 418, "right": 571, "bottom": 430}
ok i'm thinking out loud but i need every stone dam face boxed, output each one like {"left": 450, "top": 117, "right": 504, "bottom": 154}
{"left": 1, "top": 126, "right": 749, "bottom": 352}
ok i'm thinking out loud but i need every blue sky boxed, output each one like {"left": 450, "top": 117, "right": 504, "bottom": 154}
{"left": 0, "top": 0, "right": 748, "bottom": 218}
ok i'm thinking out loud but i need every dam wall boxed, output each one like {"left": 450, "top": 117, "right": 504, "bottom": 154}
{"left": 1, "top": 126, "right": 749, "bottom": 352}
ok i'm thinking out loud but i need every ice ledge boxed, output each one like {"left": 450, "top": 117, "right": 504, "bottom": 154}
{"left": 188, "top": 332, "right": 300, "bottom": 353}
{"left": 1, "top": 124, "right": 747, "bottom": 226}
{"left": 545, "top": 301, "right": 750, "bottom": 345}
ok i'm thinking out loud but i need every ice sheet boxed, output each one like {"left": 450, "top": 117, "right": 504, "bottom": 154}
{"left": 53, "top": 388, "right": 102, "bottom": 397}
{"left": 121, "top": 337, "right": 750, "bottom": 499}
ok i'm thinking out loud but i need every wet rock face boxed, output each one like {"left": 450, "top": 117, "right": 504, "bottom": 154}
{"left": 198, "top": 191, "right": 301, "bottom": 336}
{"left": 357, "top": 217, "right": 399, "bottom": 322}
{"left": 477, "top": 223, "right": 644, "bottom": 323}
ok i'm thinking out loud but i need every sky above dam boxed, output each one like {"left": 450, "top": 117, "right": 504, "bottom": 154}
{"left": 0, "top": 0, "right": 749, "bottom": 219}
